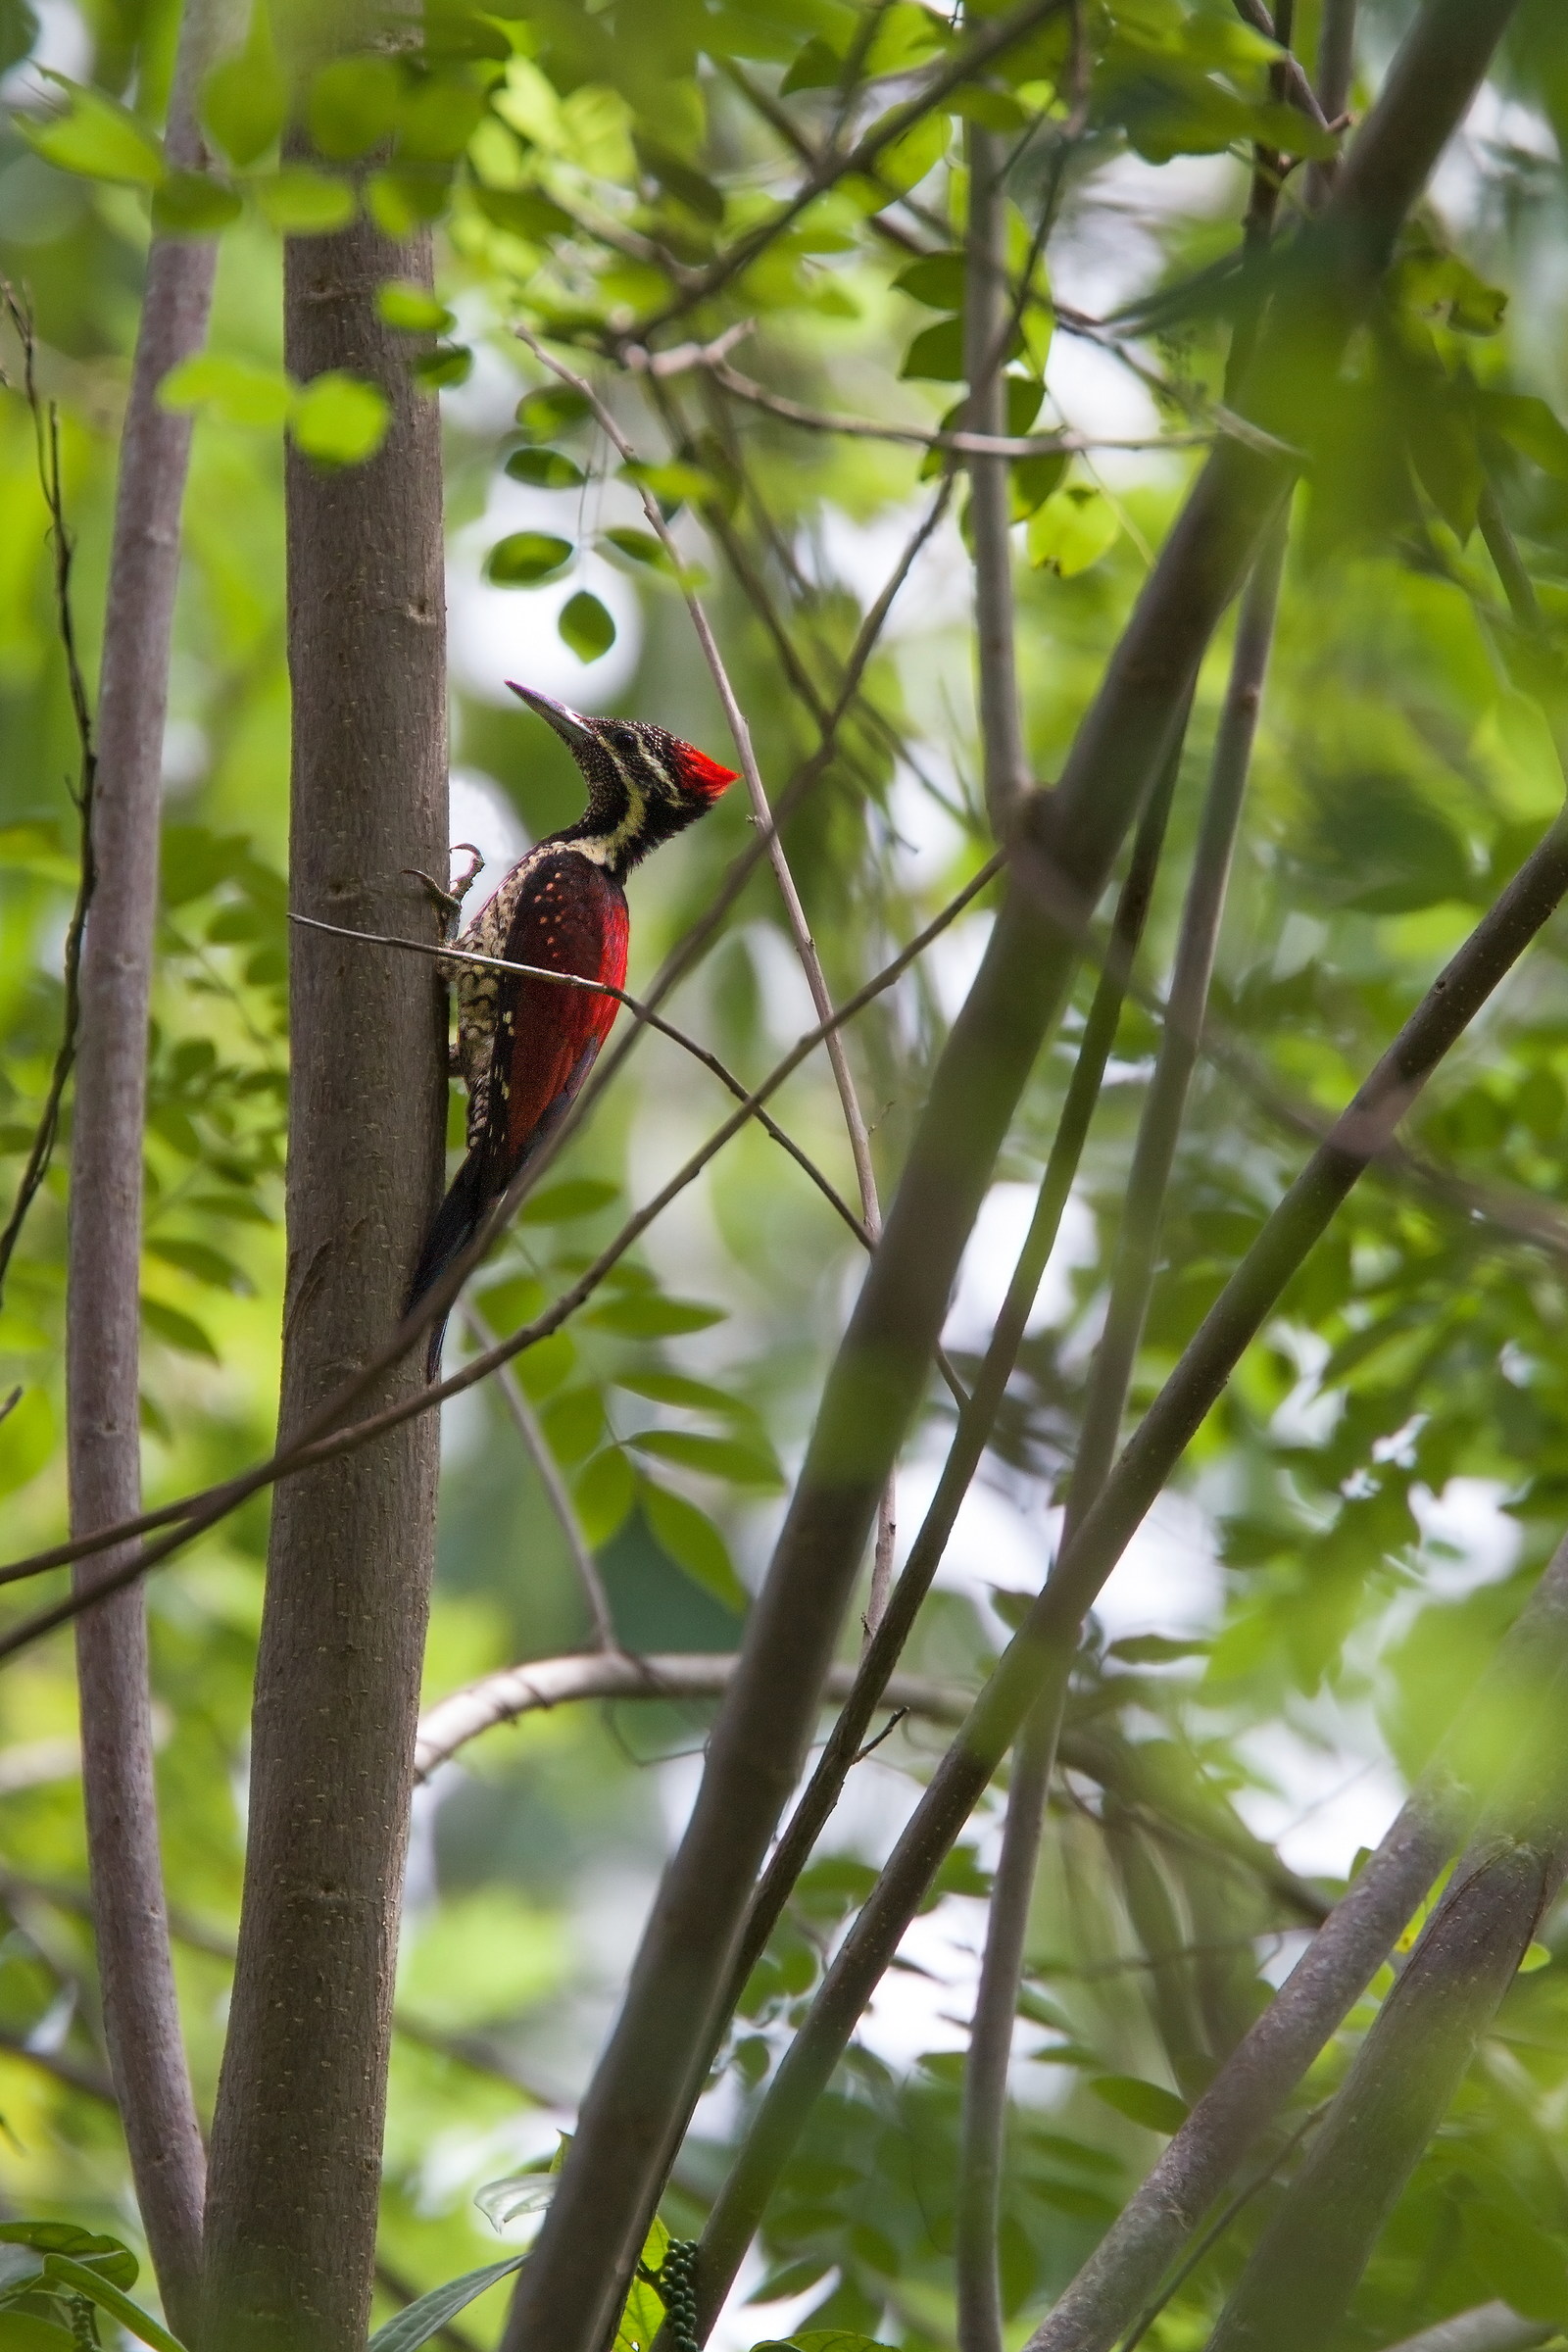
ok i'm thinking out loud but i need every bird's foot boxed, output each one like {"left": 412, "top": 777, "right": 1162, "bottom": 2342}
{"left": 407, "top": 843, "right": 484, "bottom": 943}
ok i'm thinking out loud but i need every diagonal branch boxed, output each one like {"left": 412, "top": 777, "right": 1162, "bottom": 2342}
{"left": 690, "top": 796, "right": 1568, "bottom": 2338}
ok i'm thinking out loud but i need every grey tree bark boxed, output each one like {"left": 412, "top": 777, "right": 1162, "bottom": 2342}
{"left": 66, "top": 0, "right": 238, "bottom": 2329}
{"left": 198, "top": 194, "right": 448, "bottom": 2352}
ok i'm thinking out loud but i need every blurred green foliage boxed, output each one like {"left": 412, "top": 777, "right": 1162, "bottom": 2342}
{"left": 3, "top": 0, "right": 1568, "bottom": 2344}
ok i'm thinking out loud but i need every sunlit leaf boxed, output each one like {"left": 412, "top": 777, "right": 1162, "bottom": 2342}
{"left": 289, "top": 373, "right": 392, "bottom": 466}
{"left": 641, "top": 1479, "right": 747, "bottom": 1611}
{"left": 366, "top": 2257, "right": 525, "bottom": 2352}
{"left": 558, "top": 590, "right": 615, "bottom": 662}
{"left": 307, "top": 54, "right": 401, "bottom": 160}
{"left": 377, "top": 282, "right": 455, "bottom": 333}
{"left": 627, "top": 1429, "right": 782, "bottom": 1488}
{"left": 22, "top": 75, "right": 164, "bottom": 183}
{"left": 254, "top": 167, "right": 357, "bottom": 233}
{"left": 1027, "top": 483, "right": 1120, "bottom": 576}
{"left": 486, "top": 531, "right": 574, "bottom": 585}
{"left": 158, "top": 355, "right": 293, "bottom": 429}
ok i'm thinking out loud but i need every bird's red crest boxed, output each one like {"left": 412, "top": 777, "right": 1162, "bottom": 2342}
{"left": 674, "top": 741, "right": 738, "bottom": 800}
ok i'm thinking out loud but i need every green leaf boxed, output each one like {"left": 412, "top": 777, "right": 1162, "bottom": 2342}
{"left": 620, "top": 459, "right": 717, "bottom": 511}
{"left": 612, "top": 1369, "right": 750, "bottom": 1418}
{"left": 587, "top": 1294, "right": 725, "bottom": 1338}
{"left": 307, "top": 54, "right": 401, "bottom": 160}
{"left": 558, "top": 590, "right": 616, "bottom": 662}
{"left": 899, "top": 316, "right": 965, "bottom": 382}
{"left": 0, "top": 2316, "right": 75, "bottom": 2352}
{"left": 290, "top": 372, "right": 392, "bottom": 466}
{"left": 1487, "top": 391, "right": 1568, "bottom": 480}
{"left": 475, "top": 185, "right": 575, "bottom": 243}
{"left": 366, "top": 2257, "right": 526, "bottom": 2352}
{"left": 397, "top": 73, "right": 485, "bottom": 163}
{"left": 412, "top": 344, "right": 473, "bottom": 390}
{"left": 486, "top": 531, "right": 574, "bottom": 585}
{"left": 1106, "top": 1634, "right": 1209, "bottom": 1664}
{"left": 1027, "top": 483, "right": 1120, "bottom": 577}
{"left": 894, "top": 252, "right": 965, "bottom": 311}
{"left": 541, "top": 1383, "right": 606, "bottom": 1466}
{"left": 365, "top": 165, "right": 452, "bottom": 233}
{"left": 779, "top": 35, "right": 841, "bottom": 94}
{"left": 377, "top": 282, "right": 455, "bottom": 332}
{"left": 506, "top": 446, "right": 586, "bottom": 489}
{"left": 152, "top": 170, "right": 243, "bottom": 233}
{"left": 517, "top": 1177, "right": 619, "bottom": 1223}
{"left": 1090, "top": 2076, "right": 1189, "bottom": 2133}
{"left": 627, "top": 1429, "right": 782, "bottom": 1488}
{"left": 514, "top": 384, "right": 590, "bottom": 439}
{"left": 574, "top": 1446, "right": 636, "bottom": 1546}
{"left": 158, "top": 354, "right": 293, "bottom": 429}
{"left": 641, "top": 1479, "right": 747, "bottom": 1612}
{"left": 145, "top": 1236, "right": 254, "bottom": 1294}
{"left": 602, "top": 526, "right": 672, "bottom": 571}
{"left": 755, "top": 2333, "right": 899, "bottom": 2352}
{"left": 201, "top": 8, "right": 284, "bottom": 165}
{"left": 22, "top": 75, "right": 164, "bottom": 184}
{"left": 254, "top": 167, "right": 357, "bottom": 233}
{"left": 1464, "top": 2202, "right": 1568, "bottom": 2323}
{"left": 1520, "top": 1938, "right": 1553, "bottom": 1973}
{"left": 40, "top": 2257, "right": 186, "bottom": 2352}
{"left": 0, "top": 2228, "right": 135, "bottom": 2288}
{"left": 140, "top": 1298, "right": 220, "bottom": 1361}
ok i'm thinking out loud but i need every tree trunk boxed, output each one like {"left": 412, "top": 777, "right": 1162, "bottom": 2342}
{"left": 199, "top": 198, "right": 447, "bottom": 2352}
{"left": 67, "top": 0, "right": 238, "bottom": 2328}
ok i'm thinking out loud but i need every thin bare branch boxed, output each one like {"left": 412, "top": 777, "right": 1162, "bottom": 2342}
{"left": 414, "top": 1653, "right": 974, "bottom": 1781}
{"left": 0, "top": 852, "right": 1007, "bottom": 1642}
{"left": 461, "top": 1303, "right": 616, "bottom": 1652}
{"left": 964, "top": 122, "right": 1030, "bottom": 838}
{"left": 289, "top": 912, "right": 874, "bottom": 1250}
{"left": 0, "top": 286, "right": 95, "bottom": 1305}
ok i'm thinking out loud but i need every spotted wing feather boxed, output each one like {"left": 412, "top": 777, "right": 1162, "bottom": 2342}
{"left": 472, "top": 846, "right": 629, "bottom": 1192}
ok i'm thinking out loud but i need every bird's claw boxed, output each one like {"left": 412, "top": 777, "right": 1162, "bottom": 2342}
{"left": 406, "top": 843, "right": 484, "bottom": 943}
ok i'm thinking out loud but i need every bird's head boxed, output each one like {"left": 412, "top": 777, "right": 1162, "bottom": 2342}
{"left": 509, "top": 684, "right": 736, "bottom": 876}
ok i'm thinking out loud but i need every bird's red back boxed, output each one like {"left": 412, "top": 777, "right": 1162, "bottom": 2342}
{"left": 483, "top": 847, "right": 628, "bottom": 1178}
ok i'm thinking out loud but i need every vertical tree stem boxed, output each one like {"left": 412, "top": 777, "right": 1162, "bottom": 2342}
{"left": 964, "top": 121, "right": 1029, "bottom": 838}
{"left": 199, "top": 180, "right": 448, "bottom": 2352}
{"left": 1305, "top": 0, "right": 1357, "bottom": 207}
{"left": 64, "top": 0, "right": 235, "bottom": 2327}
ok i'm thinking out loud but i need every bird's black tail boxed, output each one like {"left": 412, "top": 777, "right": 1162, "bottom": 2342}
{"left": 407, "top": 1151, "right": 492, "bottom": 1381}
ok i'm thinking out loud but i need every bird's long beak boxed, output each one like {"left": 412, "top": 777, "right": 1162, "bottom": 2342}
{"left": 507, "top": 683, "right": 596, "bottom": 749}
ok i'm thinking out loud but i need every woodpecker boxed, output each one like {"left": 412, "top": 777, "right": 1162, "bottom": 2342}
{"left": 408, "top": 684, "right": 736, "bottom": 1374}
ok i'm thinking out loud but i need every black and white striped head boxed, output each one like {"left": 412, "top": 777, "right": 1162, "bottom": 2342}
{"left": 509, "top": 685, "right": 736, "bottom": 877}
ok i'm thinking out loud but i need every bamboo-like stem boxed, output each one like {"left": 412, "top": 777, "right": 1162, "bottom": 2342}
{"left": 1305, "top": 0, "right": 1357, "bottom": 206}
{"left": 964, "top": 122, "right": 1030, "bottom": 839}
{"left": 1204, "top": 1676, "right": 1568, "bottom": 2352}
{"left": 956, "top": 525, "right": 1284, "bottom": 2352}
{"left": 462, "top": 1304, "right": 616, "bottom": 1652}
{"left": 690, "top": 798, "right": 1568, "bottom": 2338}
{"left": 61, "top": 0, "right": 236, "bottom": 2326}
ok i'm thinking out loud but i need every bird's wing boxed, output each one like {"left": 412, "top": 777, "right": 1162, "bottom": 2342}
{"left": 477, "top": 847, "right": 629, "bottom": 1185}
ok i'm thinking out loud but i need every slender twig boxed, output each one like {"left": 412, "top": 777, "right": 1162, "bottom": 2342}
{"left": 964, "top": 122, "right": 1030, "bottom": 840}
{"left": 462, "top": 1303, "right": 617, "bottom": 1651}
{"left": 672, "top": 355, "right": 1204, "bottom": 458}
{"left": 1304, "top": 0, "right": 1357, "bottom": 206}
{"left": 414, "top": 1652, "right": 974, "bottom": 1780}
{"left": 624, "top": 0, "right": 1071, "bottom": 344}
{"left": 1114, "top": 2101, "right": 1328, "bottom": 2352}
{"left": 0, "top": 853, "right": 1008, "bottom": 1639}
{"left": 289, "top": 912, "right": 874, "bottom": 1250}
{"left": 519, "top": 328, "right": 904, "bottom": 1631}
{"left": 691, "top": 797, "right": 1568, "bottom": 2336}
{"left": 0, "top": 285, "right": 95, "bottom": 1303}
